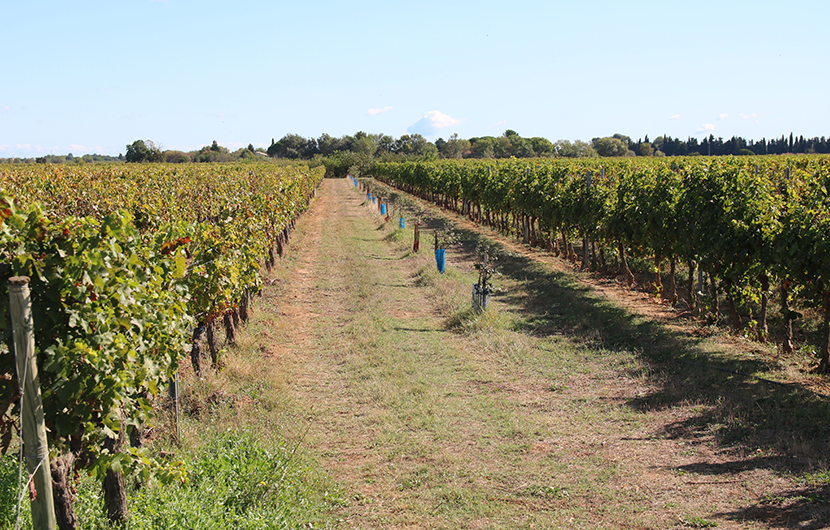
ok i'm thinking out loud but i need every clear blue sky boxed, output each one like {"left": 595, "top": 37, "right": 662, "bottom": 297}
{"left": 2, "top": 0, "right": 828, "bottom": 157}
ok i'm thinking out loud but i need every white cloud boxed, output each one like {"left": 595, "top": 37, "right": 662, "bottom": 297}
{"left": 407, "top": 110, "right": 463, "bottom": 136}
{"left": 696, "top": 123, "right": 715, "bottom": 134}
{"left": 367, "top": 106, "right": 393, "bottom": 116}
{"left": 717, "top": 113, "right": 728, "bottom": 121}
{"left": 741, "top": 113, "right": 759, "bottom": 120}
{"left": 670, "top": 114, "right": 681, "bottom": 120}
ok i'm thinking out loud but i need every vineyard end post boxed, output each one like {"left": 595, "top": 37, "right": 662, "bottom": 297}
{"left": 9, "top": 276, "right": 57, "bottom": 530}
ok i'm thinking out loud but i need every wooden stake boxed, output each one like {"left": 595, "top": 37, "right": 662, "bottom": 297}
{"left": 9, "top": 276, "right": 57, "bottom": 530}
{"left": 583, "top": 172, "right": 591, "bottom": 270}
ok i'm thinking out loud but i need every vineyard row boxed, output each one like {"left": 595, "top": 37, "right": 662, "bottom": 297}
{"left": 371, "top": 156, "right": 830, "bottom": 368}
{"left": 0, "top": 162, "right": 323, "bottom": 523}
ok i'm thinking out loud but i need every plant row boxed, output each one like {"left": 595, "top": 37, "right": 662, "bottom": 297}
{"left": 0, "top": 162, "right": 323, "bottom": 525}
{"left": 371, "top": 156, "right": 830, "bottom": 368}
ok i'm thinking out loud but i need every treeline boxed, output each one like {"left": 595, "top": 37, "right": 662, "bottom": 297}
{"left": 3, "top": 129, "right": 828, "bottom": 165}
{"left": 124, "top": 139, "right": 270, "bottom": 163}
{"left": 267, "top": 130, "right": 567, "bottom": 160}
{"left": 266, "top": 130, "right": 830, "bottom": 160}
{"left": 648, "top": 133, "right": 830, "bottom": 157}
{"left": 0, "top": 140, "right": 271, "bottom": 165}
{"left": 0, "top": 152, "right": 123, "bottom": 164}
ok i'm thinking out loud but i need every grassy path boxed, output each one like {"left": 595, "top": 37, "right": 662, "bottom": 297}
{"left": 241, "top": 178, "right": 830, "bottom": 529}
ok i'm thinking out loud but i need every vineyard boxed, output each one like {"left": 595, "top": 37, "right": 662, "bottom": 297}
{"left": 372, "top": 156, "right": 830, "bottom": 367}
{"left": 0, "top": 162, "right": 323, "bottom": 526}
{"left": 2, "top": 157, "right": 830, "bottom": 528}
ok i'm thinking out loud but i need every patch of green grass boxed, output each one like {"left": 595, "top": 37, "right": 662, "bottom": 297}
{"left": 803, "top": 470, "right": 830, "bottom": 485}
{"left": 520, "top": 484, "right": 569, "bottom": 499}
{"left": 680, "top": 515, "right": 719, "bottom": 527}
{"left": 398, "top": 466, "right": 431, "bottom": 491}
{"left": 0, "top": 452, "right": 19, "bottom": 529}
{"left": 2, "top": 431, "right": 343, "bottom": 530}
{"left": 384, "top": 227, "right": 407, "bottom": 243}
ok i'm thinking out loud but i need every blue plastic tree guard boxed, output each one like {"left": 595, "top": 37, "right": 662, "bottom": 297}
{"left": 435, "top": 249, "right": 445, "bottom": 273}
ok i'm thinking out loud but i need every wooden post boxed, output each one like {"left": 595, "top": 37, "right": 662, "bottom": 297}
{"left": 583, "top": 172, "right": 591, "bottom": 270}
{"left": 168, "top": 372, "right": 179, "bottom": 440}
{"left": 9, "top": 276, "right": 57, "bottom": 530}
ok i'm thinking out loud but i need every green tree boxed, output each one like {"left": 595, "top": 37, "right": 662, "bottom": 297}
{"left": 164, "top": 150, "right": 192, "bottom": 163}
{"left": 268, "top": 134, "right": 315, "bottom": 159}
{"left": 593, "top": 137, "right": 631, "bottom": 157}
{"left": 374, "top": 134, "right": 395, "bottom": 155}
{"left": 394, "top": 134, "right": 437, "bottom": 157}
{"left": 193, "top": 141, "right": 231, "bottom": 162}
{"left": 351, "top": 136, "right": 376, "bottom": 156}
{"left": 469, "top": 137, "right": 496, "bottom": 158}
{"left": 316, "top": 133, "right": 343, "bottom": 156}
{"left": 125, "top": 140, "right": 163, "bottom": 163}
{"left": 554, "top": 139, "right": 597, "bottom": 158}
{"left": 529, "top": 137, "right": 555, "bottom": 157}
{"left": 439, "top": 133, "right": 470, "bottom": 159}
{"left": 494, "top": 136, "right": 514, "bottom": 158}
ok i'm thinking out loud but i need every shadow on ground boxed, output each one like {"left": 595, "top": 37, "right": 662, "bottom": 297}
{"left": 361, "top": 177, "right": 830, "bottom": 527}
{"left": 427, "top": 211, "right": 830, "bottom": 528}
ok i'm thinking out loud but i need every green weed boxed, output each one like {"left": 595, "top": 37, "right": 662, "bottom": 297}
{"left": 520, "top": 484, "right": 569, "bottom": 499}
{"left": 2, "top": 431, "right": 339, "bottom": 530}
{"left": 0, "top": 453, "right": 19, "bottom": 529}
{"left": 680, "top": 515, "right": 719, "bottom": 527}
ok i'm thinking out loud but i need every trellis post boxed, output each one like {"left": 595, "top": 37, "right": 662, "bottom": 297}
{"left": 9, "top": 276, "right": 57, "bottom": 530}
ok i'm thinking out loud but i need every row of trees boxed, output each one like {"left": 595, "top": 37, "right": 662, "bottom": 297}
{"left": 654, "top": 133, "right": 830, "bottom": 157}
{"left": 0, "top": 153, "right": 123, "bottom": 164}
{"left": 266, "top": 131, "right": 438, "bottom": 159}
{"left": 596, "top": 133, "right": 830, "bottom": 158}
{"left": 268, "top": 130, "right": 593, "bottom": 160}
{"left": 125, "top": 139, "right": 267, "bottom": 163}
{"left": 3, "top": 130, "right": 828, "bottom": 166}
{"left": 267, "top": 130, "right": 830, "bottom": 161}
